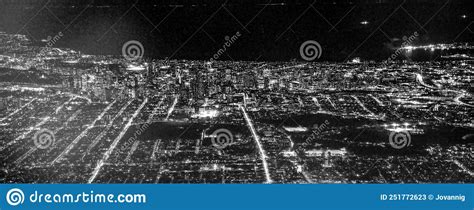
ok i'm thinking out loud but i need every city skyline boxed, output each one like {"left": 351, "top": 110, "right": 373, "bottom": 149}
{"left": 0, "top": 0, "right": 473, "bottom": 184}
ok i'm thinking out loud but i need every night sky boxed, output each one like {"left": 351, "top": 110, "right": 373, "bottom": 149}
{"left": 0, "top": 0, "right": 472, "bottom": 61}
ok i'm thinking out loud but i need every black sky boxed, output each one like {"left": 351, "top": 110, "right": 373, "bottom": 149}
{"left": 0, "top": 0, "right": 472, "bottom": 61}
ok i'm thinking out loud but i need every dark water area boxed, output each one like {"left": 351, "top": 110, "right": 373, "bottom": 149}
{"left": 1, "top": 1, "right": 472, "bottom": 61}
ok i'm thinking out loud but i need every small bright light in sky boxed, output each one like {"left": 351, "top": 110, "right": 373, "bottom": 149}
{"left": 461, "top": 14, "right": 467, "bottom": 19}
{"left": 360, "top": 21, "right": 369, "bottom": 25}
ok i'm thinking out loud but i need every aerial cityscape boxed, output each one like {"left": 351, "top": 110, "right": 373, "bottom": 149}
{"left": 0, "top": 0, "right": 473, "bottom": 184}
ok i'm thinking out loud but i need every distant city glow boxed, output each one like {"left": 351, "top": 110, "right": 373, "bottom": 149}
{"left": 400, "top": 43, "right": 473, "bottom": 51}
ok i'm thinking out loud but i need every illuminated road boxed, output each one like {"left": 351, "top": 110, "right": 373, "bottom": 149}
{"left": 414, "top": 73, "right": 474, "bottom": 108}
{"left": 368, "top": 94, "right": 385, "bottom": 107}
{"left": 14, "top": 109, "right": 83, "bottom": 165}
{"left": 415, "top": 73, "right": 439, "bottom": 89}
{"left": 51, "top": 100, "right": 117, "bottom": 164}
{"left": 311, "top": 96, "right": 322, "bottom": 111}
{"left": 3, "top": 97, "right": 74, "bottom": 149}
{"left": 150, "top": 139, "right": 162, "bottom": 162}
{"left": 64, "top": 93, "right": 92, "bottom": 103}
{"left": 351, "top": 95, "right": 375, "bottom": 116}
{"left": 83, "top": 100, "right": 134, "bottom": 158}
{"left": 417, "top": 73, "right": 473, "bottom": 108}
{"left": 144, "top": 97, "right": 166, "bottom": 161}
{"left": 325, "top": 95, "right": 337, "bottom": 110}
{"left": 88, "top": 98, "right": 148, "bottom": 183}
{"left": 286, "top": 134, "right": 313, "bottom": 183}
{"left": 5, "top": 116, "right": 50, "bottom": 148}
{"left": 454, "top": 92, "right": 474, "bottom": 108}
{"left": 0, "top": 97, "right": 37, "bottom": 122}
{"left": 124, "top": 140, "right": 140, "bottom": 163}
{"left": 165, "top": 95, "right": 178, "bottom": 120}
{"left": 452, "top": 160, "right": 474, "bottom": 176}
{"left": 239, "top": 104, "right": 272, "bottom": 183}
{"left": 146, "top": 96, "right": 165, "bottom": 124}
